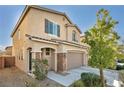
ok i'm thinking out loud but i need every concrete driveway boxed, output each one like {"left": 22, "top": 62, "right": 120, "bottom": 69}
{"left": 47, "top": 66, "right": 119, "bottom": 87}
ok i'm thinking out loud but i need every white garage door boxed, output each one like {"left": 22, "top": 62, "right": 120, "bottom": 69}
{"left": 67, "top": 51, "right": 83, "bottom": 70}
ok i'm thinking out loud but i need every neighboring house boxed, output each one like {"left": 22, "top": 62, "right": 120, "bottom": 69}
{"left": 11, "top": 5, "right": 89, "bottom": 73}
{"left": 0, "top": 46, "right": 12, "bottom": 56}
{"left": 0, "top": 51, "right": 5, "bottom": 57}
{"left": 5, "top": 46, "right": 12, "bottom": 56}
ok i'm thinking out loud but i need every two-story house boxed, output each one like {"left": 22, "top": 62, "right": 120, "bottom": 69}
{"left": 11, "top": 5, "right": 89, "bottom": 73}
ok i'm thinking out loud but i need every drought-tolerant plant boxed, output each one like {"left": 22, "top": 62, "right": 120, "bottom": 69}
{"left": 84, "top": 9, "right": 124, "bottom": 86}
{"left": 24, "top": 79, "right": 38, "bottom": 87}
{"left": 32, "top": 59, "right": 48, "bottom": 80}
{"left": 73, "top": 80, "right": 84, "bottom": 87}
{"left": 81, "top": 73, "right": 102, "bottom": 87}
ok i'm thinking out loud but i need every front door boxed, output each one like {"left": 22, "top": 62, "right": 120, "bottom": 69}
{"left": 45, "top": 48, "right": 51, "bottom": 70}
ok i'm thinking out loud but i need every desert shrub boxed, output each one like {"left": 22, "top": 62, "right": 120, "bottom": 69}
{"left": 32, "top": 59, "right": 48, "bottom": 80}
{"left": 24, "top": 79, "right": 38, "bottom": 87}
{"left": 73, "top": 80, "right": 84, "bottom": 87}
{"left": 81, "top": 73, "right": 102, "bottom": 87}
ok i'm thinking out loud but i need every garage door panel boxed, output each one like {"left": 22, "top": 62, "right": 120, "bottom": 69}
{"left": 67, "top": 52, "right": 83, "bottom": 70}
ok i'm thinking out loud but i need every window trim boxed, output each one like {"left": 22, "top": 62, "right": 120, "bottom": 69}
{"left": 45, "top": 48, "right": 51, "bottom": 56}
{"left": 72, "top": 30, "right": 78, "bottom": 42}
{"left": 45, "top": 19, "right": 60, "bottom": 37}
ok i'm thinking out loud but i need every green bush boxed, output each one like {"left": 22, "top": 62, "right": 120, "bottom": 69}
{"left": 24, "top": 79, "right": 38, "bottom": 87}
{"left": 42, "top": 59, "right": 48, "bottom": 65}
{"left": 81, "top": 73, "right": 102, "bottom": 87}
{"left": 121, "top": 59, "right": 124, "bottom": 63}
{"left": 32, "top": 59, "right": 48, "bottom": 80}
{"left": 73, "top": 80, "right": 84, "bottom": 87}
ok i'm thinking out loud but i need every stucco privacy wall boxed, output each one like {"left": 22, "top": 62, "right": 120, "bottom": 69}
{"left": 26, "top": 8, "right": 81, "bottom": 43}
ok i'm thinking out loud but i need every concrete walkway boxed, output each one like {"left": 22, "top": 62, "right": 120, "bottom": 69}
{"left": 47, "top": 66, "right": 119, "bottom": 87}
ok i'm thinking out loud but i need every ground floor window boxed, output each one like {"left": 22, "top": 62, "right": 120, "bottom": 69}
{"left": 46, "top": 48, "right": 51, "bottom": 56}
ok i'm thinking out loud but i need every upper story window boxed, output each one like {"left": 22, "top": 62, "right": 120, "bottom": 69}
{"left": 45, "top": 19, "right": 60, "bottom": 37}
{"left": 72, "top": 30, "right": 78, "bottom": 42}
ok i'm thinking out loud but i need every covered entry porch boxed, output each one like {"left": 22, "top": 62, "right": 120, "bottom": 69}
{"left": 27, "top": 47, "right": 57, "bottom": 73}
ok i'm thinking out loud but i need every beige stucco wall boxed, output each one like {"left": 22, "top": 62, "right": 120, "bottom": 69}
{"left": 25, "top": 40, "right": 58, "bottom": 72}
{"left": 26, "top": 8, "right": 81, "bottom": 43}
{"left": 59, "top": 44, "right": 88, "bottom": 70}
{"left": 12, "top": 7, "right": 88, "bottom": 73}
{"left": 12, "top": 12, "right": 29, "bottom": 72}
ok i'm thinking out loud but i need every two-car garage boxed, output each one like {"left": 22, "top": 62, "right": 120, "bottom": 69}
{"left": 67, "top": 51, "right": 86, "bottom": 70}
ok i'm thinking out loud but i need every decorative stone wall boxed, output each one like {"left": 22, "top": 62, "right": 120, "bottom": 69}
{"left": 57, "top": 53, "right": 67, "bottom": 72}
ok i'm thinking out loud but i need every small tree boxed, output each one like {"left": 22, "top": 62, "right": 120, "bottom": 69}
{"left": 84, "top": 9, "right": 121, "bottom": 86}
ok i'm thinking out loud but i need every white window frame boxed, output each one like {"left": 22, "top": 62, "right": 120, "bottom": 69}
{"left": 45, "top": 19, "right": 60, "bottom": 37}
{"left": 72, "top": 30, "right": 78, "bottom": 42}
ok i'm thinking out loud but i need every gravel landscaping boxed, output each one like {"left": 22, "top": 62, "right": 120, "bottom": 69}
{"left": 0, "top": 67, "right": 63, "bottom": 87}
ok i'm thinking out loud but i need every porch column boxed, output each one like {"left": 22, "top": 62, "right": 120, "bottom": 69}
{"left": 54, "top": 52, "right": 57, "bottom": 72}
{"left": 57, "top": 53, "right": 67, "bottom": 72}
{"left": 83, "top": 53, "right": 88, "bottom": 66}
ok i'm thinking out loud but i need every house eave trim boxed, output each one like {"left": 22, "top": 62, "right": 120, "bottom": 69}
{"left": 11, "top": 5, "right": 82, "bottom": 37}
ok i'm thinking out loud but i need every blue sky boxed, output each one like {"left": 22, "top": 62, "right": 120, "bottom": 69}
{"left": 0, "top": 5, "right": 124, "bottom": 50}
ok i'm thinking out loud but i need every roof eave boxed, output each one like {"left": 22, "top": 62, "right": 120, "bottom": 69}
{"left": 11, "top": 5, "right": 82, "bottom": 37}
{"left": 11, "top": 5, "right": 29, "bottom": 37}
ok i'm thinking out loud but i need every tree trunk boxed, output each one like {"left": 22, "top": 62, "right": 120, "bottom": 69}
{"left": 99, "top": 67, "right": 105, "bottom": 87}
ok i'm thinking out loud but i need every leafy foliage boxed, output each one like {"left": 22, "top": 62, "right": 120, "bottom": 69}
{"left": 24, "top": 79, "right": 38, "bottom": 87}
{"left": 84, "top": 9, "right": 123, "bottom": 86}
{"left": 119, "top": 59, "right": 124, "bottom": 63}
{"left": 85, "top": 9, "right": 120, "bottom": 69}
{"left": 73, "top": 80, "right": 84, "bottom": 87}
{"left": 32, "top": 59, "right": 48, "bottom": 80}
{"left": 81, "top": 73, "right": 102, "bottom": 87}
{"left": 117, "top": 44, "right": 124, "bottom": 59}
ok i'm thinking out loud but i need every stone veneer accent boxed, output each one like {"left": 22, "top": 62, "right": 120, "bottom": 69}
{"left": 57, "top": 53, "right": 67, "bottom": 72}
